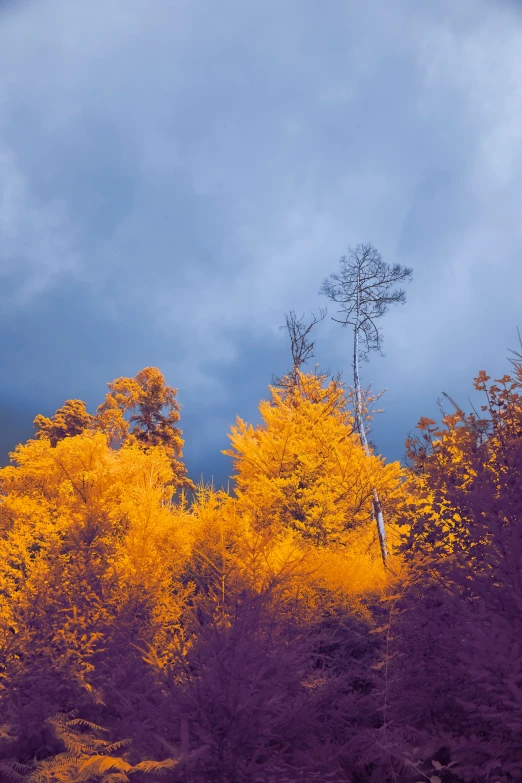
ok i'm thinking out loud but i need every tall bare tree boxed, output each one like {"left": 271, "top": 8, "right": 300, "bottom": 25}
{"left": 320, "top": 243, "right": 412, "bottom": 566}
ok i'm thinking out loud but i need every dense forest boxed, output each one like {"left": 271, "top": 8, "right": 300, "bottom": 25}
{"left": 0, "top": 253, "right": 521, "bottom": 781}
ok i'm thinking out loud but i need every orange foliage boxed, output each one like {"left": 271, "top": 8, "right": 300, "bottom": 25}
{"left": 0, "top": 433, "right": 191, "bottom": 698}
{"left": 33, "top": 399, "right": 95, "bottom": 446}
{"left": 96, "top": 367, "right": 194, "bottom": 490}
{"left": 224, "top": 370, "right": 403, "bottom": 549}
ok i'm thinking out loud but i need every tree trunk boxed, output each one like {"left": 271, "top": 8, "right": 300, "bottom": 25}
{"left": 353, "top": 326, "right": 389, "bottom": 567}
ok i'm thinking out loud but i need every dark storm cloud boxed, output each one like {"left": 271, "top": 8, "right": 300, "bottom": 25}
{"left": 1, "top": 0, "right": 521, "bottom": 480}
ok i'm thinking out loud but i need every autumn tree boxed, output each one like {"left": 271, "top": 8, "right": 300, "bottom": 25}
{"left": 33, "top": 399, "right": 95, "bottom": 446}
{"left": 0, "top": 367, "right": 195, "bottom": 762}
{"left": 224, "top": 370, "right": 402, "bottom": 553}
{"left": 386, "top": 348, "right": 522, "bottom": 779}
{"left": 0, "top": 429, "right": 193, "bottom": 761}
{"left": 96, "top": 366, "right": 194, "bottom": 490}
{"left": 320, "top": 243, "right": 412, "bottom": 566}
{"left": 403, "top": 366, "right": 522, "bottom": 568}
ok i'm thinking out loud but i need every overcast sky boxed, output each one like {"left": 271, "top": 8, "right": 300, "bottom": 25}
{"left": 1, "top": 0, "right": 521, "bottom": 488}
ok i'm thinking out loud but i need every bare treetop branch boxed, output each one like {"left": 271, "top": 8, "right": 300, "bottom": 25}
{"left": 320, "top": 243, "right": 412, "bottom": 359}
{"left": 273, "top": 308, "right": 327, "bottom": 389}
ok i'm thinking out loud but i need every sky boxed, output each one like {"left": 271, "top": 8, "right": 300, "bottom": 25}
{"left": 1, "top": 0, "right": 521, "bottom": 489}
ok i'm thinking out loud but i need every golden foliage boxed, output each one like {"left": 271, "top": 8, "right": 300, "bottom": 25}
{"left": 0, "top": 431, "right": 191, "bottom": 701}
{"left": 96, "top": 367, "right": 193, "bottom": 490}
{"left": 224, "top": 371, "right": 403, "bottom": 549}
{"left": 33, "top": 400, "right": 95, "bottom": 447}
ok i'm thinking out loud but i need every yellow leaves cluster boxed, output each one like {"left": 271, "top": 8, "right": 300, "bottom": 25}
{"left": 225, "top": 372, "right": 402, "bottom": 550}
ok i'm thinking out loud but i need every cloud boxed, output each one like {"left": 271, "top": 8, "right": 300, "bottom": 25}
{"left": 0, "top": 0, "right": 521, "bottom": 475}
{"left": 0, "top": 141, "right": 80, "bottom": 304}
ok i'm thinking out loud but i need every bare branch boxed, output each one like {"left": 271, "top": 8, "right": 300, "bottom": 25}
{"left": 274, "top": 308, "right": 327, "bottom": 388}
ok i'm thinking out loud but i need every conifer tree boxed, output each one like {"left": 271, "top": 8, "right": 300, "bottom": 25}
{"left": 96, "top": 366, "right": 194, "bottom": 490}
{"left": 33, "top": 399, "right": 95, "bottom": 446}
{"left": 321, "top": 243, "right": 412, "bottom": 566}
{"left": 224, "top": 370, "right": 401, "bottom": 548}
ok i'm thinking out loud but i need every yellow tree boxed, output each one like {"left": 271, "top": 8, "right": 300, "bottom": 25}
{"left": 224, "top": 370, "right": 402, "bottom": 552}
{"left": 0, "top": 429, "right": 192, "bottom": 750}
{"left": 32, "top": 368, "right": 193, "bottom": 492}
{"left": 96, "top": 366, "right": 194, "bottom": 490}
{"left": 33, "top": 399, "right": 95, "bottom": 445}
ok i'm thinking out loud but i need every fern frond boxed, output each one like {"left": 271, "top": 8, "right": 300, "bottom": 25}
{"left": 0, "top": 760, "right": 32, "bottom": 781}
{"left": 27, "top": 753, "right": 78, "bottom": 783}
{"left": 76, "top": 754, "right": 132, "bottom": 782}
{"left": 84, "top": 682, "right": 106, "bottom": 705}
{"left": 47, "top": 710, "right": 79, "bottom": 726}
{"left": 132, "top": 758, "right": 178, "bottom": 774}
{"left": 68, "top": 717, "right": 110, "bottom": 733}
{"left": 58, "top": 731, "right": 105, "bottom": 755}
{"left": 102, "top": 738, "right": 133, "bottom": 755}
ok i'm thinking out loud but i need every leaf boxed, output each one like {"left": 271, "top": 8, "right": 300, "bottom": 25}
{"left": 77, "top": 756, "right": 132, "bottom": 777}
{"left": 432, "top": 760, "right": 443, "bottom": 770}
{"left": 68, "top": 717, "right": 110, "bottom": 733}
{"left": 430, "top": 777, "right": 442, "bottom": 783}
{"left": 103, "top": 739, "right": 133, "bottom": 754}
{"left": 0, "top": 761, "right": 29, "bottom": 782}
{"left": 132, "top": 758, "right": 178, "bottom": 774}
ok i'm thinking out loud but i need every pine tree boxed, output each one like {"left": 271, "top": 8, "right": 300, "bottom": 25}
{"left": 96, "top": 367, "right": 194, "bottom": 490}
{"left": 224, "top": 370, "right": 402, "bottom": 549}
{"left": 33, "top": 400, "right": 95, "bottom": 446}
